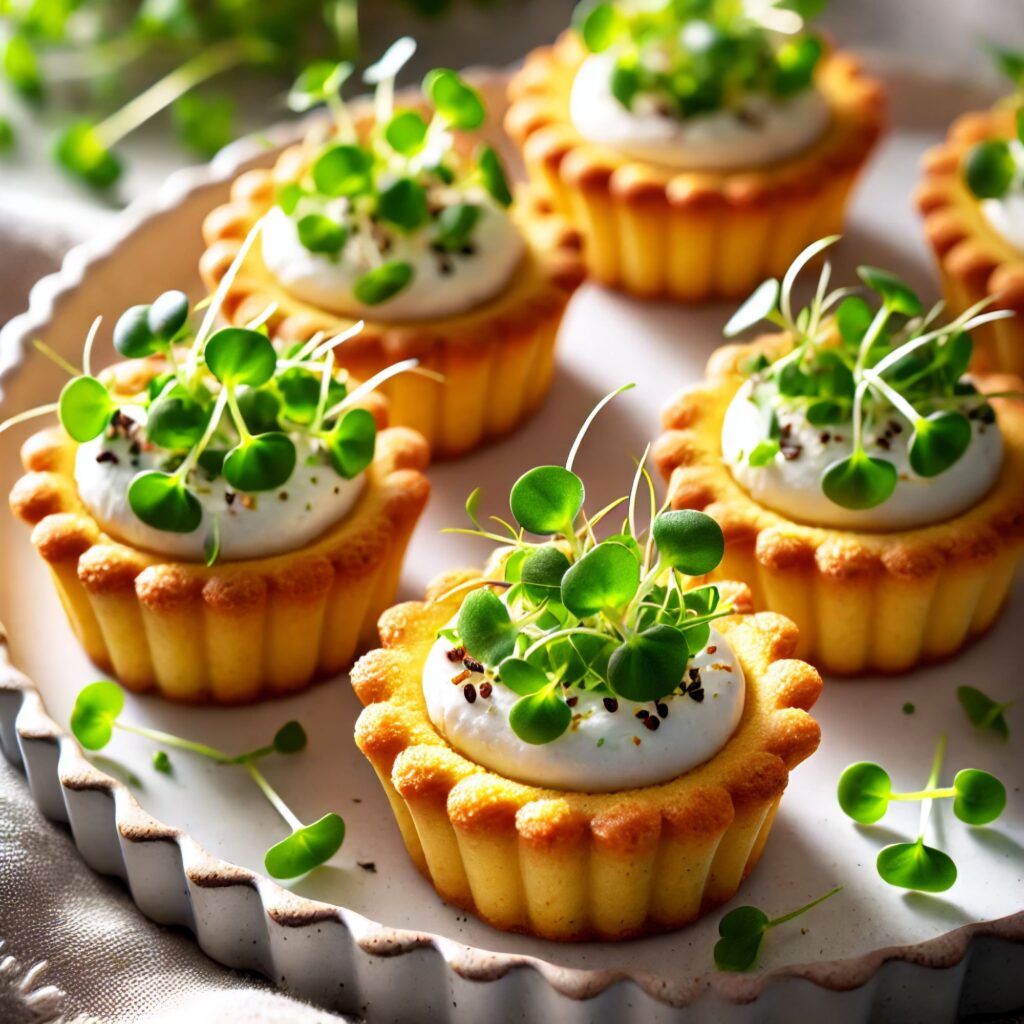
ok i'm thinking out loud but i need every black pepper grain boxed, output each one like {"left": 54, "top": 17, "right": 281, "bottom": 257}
{"left": 446, "top": 646, "right": 466, "bottom": 663}
{"left": 643, "top": 715, "right": 660, "bottom": 731}
{"left": 635, "top": 709, "right": 649, "bottom": 719}
{"left": 463, "top": 657, "right": 484, "bottom": 673}
{"left": 95, "top": 450, "right": 118, "bottom": 465}
{"left": 463, "top": 683, "right": 477, "bottom": 704}
{"left": 479, "top": 682, "right": 493, "bottom": 699}
{"left": 603, "top": 697, "right": 618, "bottom": 713}
{"left": 656, "top": 702, "right": 669, "bottom": 719}
{"left": 566, "top": 696, "right": 578, "bottom": 708}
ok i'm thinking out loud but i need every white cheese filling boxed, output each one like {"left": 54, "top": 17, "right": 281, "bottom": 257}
{"left": 422, "top": 618, "right": 744, "bottom": 792}
{"left": 74, "top": 408, "right": 364, "bottom": 562}
{"left": 569, "top": 52, "right": 830, "bottom": 171}
{"left": 261, "top": 188, "right": 525, "bottom": 322}
{"left": 721, "top": 380, "right": 1003, "bottom": 531}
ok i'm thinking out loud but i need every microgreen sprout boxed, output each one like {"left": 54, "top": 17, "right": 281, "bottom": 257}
{"left": 838, "top": 735, "right": 1007, "bottom": 892}
{"left": 963, "top": 45, "right": 1024, "bottom": 201}
{"left": 439, "top": 385, "right": 729, "bottom": 745}
{"left": 726, "top": 236, "right": 1017, "bottom": 511}
{"left": 714, "top": 886, "right": 842, "bottom": 971}
{"left": 0, "top": 229, "right": 435, "bottom": 554}
{"left": 574, "top": 0, "right": 827, "bottom": 120}
{"left": 70, "top": 682, "right": 343, "bottom": 879}
{"left": 277, "top": 39, "right": 513, "bottom": 305}
{"left": 957, "top": 685, "right": 1016, "bottom": 740}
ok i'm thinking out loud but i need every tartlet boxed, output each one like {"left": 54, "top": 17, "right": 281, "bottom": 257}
{"left": 653, "top": 246, "right": 1024, "bottom": 676}
{"left": 201, "top": 50, "right": 584, "bottom": 460}
{"left": 505, "top": 5, "right": 884, "bottom": 302}
{"left": 917, "top": 104, "right": 1024, "bottom": 376}
{"left": 7, "top": 295, "right": 430, "bottom": 704}
{"left": 351, "top": 398, "right": 821, "bottom": 939}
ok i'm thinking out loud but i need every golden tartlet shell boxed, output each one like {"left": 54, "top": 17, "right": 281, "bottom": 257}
{"left": 351, "top": 568, "right": 821, "bottom": 940}
{"left": 9, "top": 359, "right": 431, "bottom": 704}
{"left": 916, "top": 104, "right": 1024, "bottom": 376}
{"left": 653, "top": 333, "right": 1024, "bottom": 676}
{"left": 505, "top": 32, "right": 885, "bottom": 302}
{"left": 200, "top": 129, "right": 585, "bottom": 460}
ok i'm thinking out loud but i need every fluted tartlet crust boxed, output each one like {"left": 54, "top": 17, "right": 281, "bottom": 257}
{"left": 505, "top": 32, "right": 885, "bottom": 301}
{"left": 200, "top": 121, "right": 584, "bottom": 460}
{"left": 9, "top": 358, "right": 431, "bottom": 704}
{"left": 916, "top": 105, "right": 1024, "bottom": 376}
{"left": 351, "top": 564, "right": 821, "bottom": 941}
{"left": 653, "top": 333, "right": 1024, "bottom": 676}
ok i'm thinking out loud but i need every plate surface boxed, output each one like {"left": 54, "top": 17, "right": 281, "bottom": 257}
{"left": 0, "top": 63, "right": 1022, "bottom": 1024}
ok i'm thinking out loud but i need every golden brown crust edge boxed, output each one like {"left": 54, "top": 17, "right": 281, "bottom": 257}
{"left": 350, "top": 569, "right": 821, "bottom": 940}
{"left": 915, "top": 105, "right": 1024, "bottom": 376}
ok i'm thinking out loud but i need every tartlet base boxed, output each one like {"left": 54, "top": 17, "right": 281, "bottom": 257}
{"left": 351, "top": 565, "right": 821, "bottom": 941}
{"left": 200, "top": 137, "right": 584, "bottom": 460}
{"left": 9, "top": 360, "right": 431, "bottom": 705}
{"left": 505, "top": 33, "right": 885, "bottom": 302}
{"left": 916, "top": 105, "right": 1024, "bottom": 376}
{"left": 653, "top": 334, "right": 1024, "bottom": 676}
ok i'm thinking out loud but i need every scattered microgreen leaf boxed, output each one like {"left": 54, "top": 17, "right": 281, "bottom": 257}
{"left": 152, "top": 750, "right": 172, "bottom": 774}
{"left": 956, "top": 685, "right": 1013, "bottom": 740}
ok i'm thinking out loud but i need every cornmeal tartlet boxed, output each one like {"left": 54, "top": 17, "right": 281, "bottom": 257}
{"left": 7, "top": 292, "right": 430, "bottom": 703}
{"left": 654, "top": 242, "right": 1024, "bottom": 675}
{"left": 917, "top": 104, "right": 1024, "bottom": 376}
{"left": 352, "top": 396, "right": 821, "bottom": 938}
{"left": 505, "top": 2, "right": 883, "bottom": 302}
{"left": 201, "top": 46, "right": 583, "bottom": 459}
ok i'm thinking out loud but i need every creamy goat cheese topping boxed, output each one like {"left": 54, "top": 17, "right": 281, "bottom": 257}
{"left": 569, "top": 52, "right": 830, "bottom": 171}
{"left": 261, "top": 188, "right": 525, "bottom": 322}
{"left": 74, "top": 408, "right": 364, "bottom": 561}
{"left": 423, "top": 620, "right": 744, "bottom": 792}
{"left": 721, "top": 380, "right": 1003, "bottom": 531}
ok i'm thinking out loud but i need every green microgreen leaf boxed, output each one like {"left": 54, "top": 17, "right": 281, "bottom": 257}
{"left": 114, "top": 304, "right": 160, "bottom": 358}
{"left": 325, "top": 407, "right": 376, "bottom": 478}
{"left": 0, "top": 117, "right": 16, "bottom": 154}
{"left": 377, "top": 177, "right": 428, "bottom": 232}
{"left": 956, "top": 685, "right": 1012, "bottom": 740}
{"left": 424, "top": 68, "right": 485, "bottom": 130}
{"left": 497, "top": 657, "right": 549, "bottom": 696}
{"left": 964, "top": 139, "right": 1016, "bottom": 200}
{"left": 836, "top": 295, "right": 873, "bottom": 344}
{"left": 172, "top": 92, "right": 234, "bottom": 158}
{"left": 857, "top": 266, "right": 923, "bottom": 317}
{"left": 876, "top": 839, "right": 957, "bottom": 893}
{"left": 434, "top": 203, "right": 481, "bottom": 251}
{"left": 837, "top": 762, "right": 892, "bottom": 824}
{"left": 147, "top": 390, "right": 209, "bottom": 450}
{"left": 352, "top": 261, "right": 414, "bottom": 305}
{"left": 509, "top": 466, "right": 585, "bottom": 535}
{"left": 264, "top": 812, "right": 346, "bottom": 879}
{"left": 3, "top": 34, "right": 42, "bottom": 98}
{"left": 385, "top": 109, "right": 429, "bottom": 155}
{"left": 54, "top": 121, "right": 122, "bottom": 189}
{"left": 608, "top": 624, "right": 689, "bottom": 702}
{"left": 520, "top": 545, "right": 571, "bottom": 603}
{"left": 508, "top": 684, "right": 572, "bottom": 745}
{"left": 652, "top": 509, "right": 725, "bottom": 576}
{"left": 476, "top": 143, "right": 513, "bottom": 207}
{"left": 223, "top": 432, "right": 297, "bottom": 492}
{"left": 205, "top": 327, "right": 277, "bottom": 387}
{"left": 273, "top": 720, "right": 308, "bottom": 754}
{"left": 204, "top": 515, "right": 221, "bottom": 568}
{"left": 773, "top": 34, "right": 823, "bottom": 96}
{"left": 952, "top": 769, "right": 1006, "bottom": 825}
{"left": 908, "top": 411, "right": 972, "bottom": 478}
{"left": 457, "top": 588, "right": 518, "bottom": 666}
{"left": 58, "top": 376, "right": 115, "bottom": 442}
{"left": 128, "top": 471, "right": 203, "bottom": 532}
{"left": 821, "top": 452, "right": 897, "bottom": 510}
{"left": 312, "top": 143, "right": 373, "bottom": 198}
{"left": 574, "top": 1, "right": 623, "bottom": 53}
{"left": 152, "top": 750, "right": 173, "bottom": 773}
{"left": 724, "top": 278, "right": 780, "bottom": 337}
{"left": 297, "top": 213, "right": 348, "bottom": 255}
{"left": 560, "top": 540, "right": 640, "bottom": 617}
{"left": 148, "top": 290, "right": 191, "bottom": 342}
{"left": 288, "top": 60, "right": 352, "bottom": 112}
{"left": 70, "top": 681, "right": 125, "bottom": 751}
{"left": 237, "top": 388, "right": 281, "bottom": 434}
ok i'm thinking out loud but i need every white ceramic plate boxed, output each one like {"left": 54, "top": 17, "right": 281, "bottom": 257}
{"left": 0, "top": 64, "right": 1022, "bottom": 1024}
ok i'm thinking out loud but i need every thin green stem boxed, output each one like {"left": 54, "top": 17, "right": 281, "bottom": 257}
{"left": 94, "top": 38, "right": 250, "bottom": 147}
{"left": 523, "top": 627, "right": 611, "bottom": 660}
{"left": 768, "top": 885, "right": 843, "bottom": 929}
{"left": 224, "top": 386, "right": 252, "bottom": 444}
{"left": 311, "top": 350, "right": 335, "bottom": 435}
{"left": 33, "top": 339, "right": 80, "bottom": 377}
{"left": 0, "top": 403, "right": 60, "bottom": 436}
{"left": 245, "top": 762, "right": 303, "bottom": 832}
{"left": 890, "top": 787, "right": 957, "bottom": 802}
{"left": 114, "top": 721, "right": 232, "bottom": 763}
{"left": 917, "top": 733, "right": 947, "bottom": 840}
{"left": 173, "top": 388, "right": 228, "bottom": 483}
{"left": 862, "top": 371, "right": 921, "bottom": 426}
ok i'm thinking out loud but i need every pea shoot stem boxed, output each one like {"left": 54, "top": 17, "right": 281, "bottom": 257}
{"left": 93, "top": 38, "right": 251, "bottom": 149}
{"left": 916, "top": 733, "right": 947, "bottom": 841}
{"left": 114, "top": 721, "right": 233, "bottom": 763}
{"left": 862, "top": 371, "right": 921, "bottom": 426}
{"left": 889, "top": 787, "right": 957, "bottom": 802}
{"left": 245, "top": 761, "right": 303, "bottom": 832}
{"left": 33, "top": 339, "right": 81, "bottom": 377}
{"left": 0, "top": 403, "right": 61, "bottom": 437}
{"left": 522, "top": 627, "right": 612, "bottom": 660}
{"left": 768, "top": 885, "right": 843, "bottom": 928}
